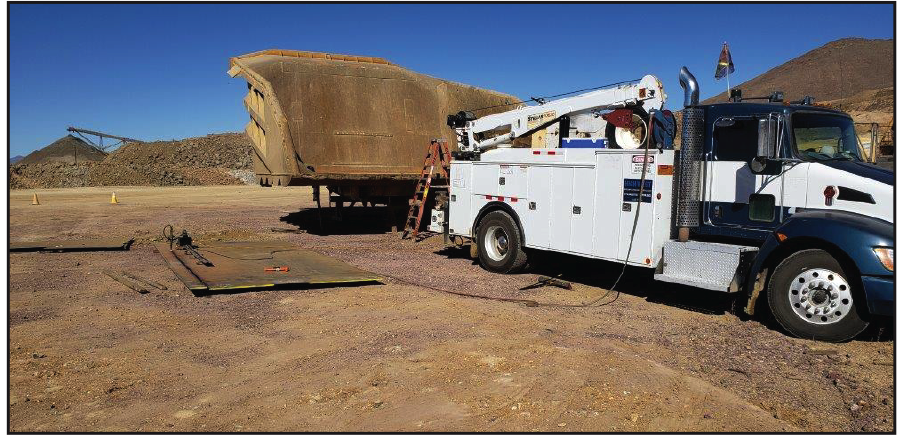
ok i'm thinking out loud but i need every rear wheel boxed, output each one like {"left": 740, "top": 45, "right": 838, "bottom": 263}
{"left": 476, "top": 210, "right": 527, "bottom": 274}
{"left": 767, "top": 249, "right": 868, "bottom": 342}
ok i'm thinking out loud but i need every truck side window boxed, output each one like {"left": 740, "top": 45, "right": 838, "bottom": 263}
{"left": 713, "top": 118, "right": 758, "bottom": 161}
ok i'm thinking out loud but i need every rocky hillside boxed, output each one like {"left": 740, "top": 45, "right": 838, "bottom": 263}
{"left": 819, "top": 87, "right": 894, "bottom": 124}
{"left": 703, "top": 38, "right": 893, "bottom": 104}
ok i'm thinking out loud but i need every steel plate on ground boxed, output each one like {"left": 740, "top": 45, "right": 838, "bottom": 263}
{"left": 10, "top": 238, "right": 134, "bottom": 252}
{"left": 153, "top": 241, "right": 380, "bottom": 292}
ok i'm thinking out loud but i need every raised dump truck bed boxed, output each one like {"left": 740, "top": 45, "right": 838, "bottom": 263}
{"left": 227, "top": 50, "right": 518, "bottom": 200}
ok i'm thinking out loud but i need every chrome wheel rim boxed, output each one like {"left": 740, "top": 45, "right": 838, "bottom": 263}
{"left": 788, "top": 268, "right": 852, "bottom": 325}
{"left": 484, "top": 225, "right": 509, "bottom": 262}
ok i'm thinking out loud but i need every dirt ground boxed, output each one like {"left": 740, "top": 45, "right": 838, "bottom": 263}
{"left": 8, "top": 186, "right": 895, "bottom": 432}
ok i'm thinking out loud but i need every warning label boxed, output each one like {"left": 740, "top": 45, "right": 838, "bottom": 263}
{"left": 631, "top": 155, "right": 655, "bottom": 175}
{"left": 632, "top": 163, "right": 655, "bottom": 175}
{"left": 657, "top": 164, "right": 674, "bottom": 175}
{"left": 623, "top": 178, "right": 653, "bottom": 203}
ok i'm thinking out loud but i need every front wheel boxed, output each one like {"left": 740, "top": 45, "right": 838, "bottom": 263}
{"left": 476, "top": 210, "right": 527, "bottom": 274}
{"left": 767, "top": 249, "right": 868, "bottom": 342}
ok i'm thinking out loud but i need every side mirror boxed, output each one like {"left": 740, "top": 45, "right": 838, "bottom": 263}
{"left": 752, "top": 117, "right": 780, "bottom": 174}
{"left": 757, "top": 118, "right": 777, "bottom": 159}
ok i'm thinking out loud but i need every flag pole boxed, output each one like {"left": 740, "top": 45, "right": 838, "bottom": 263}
{"left": 726, "top": 68, "right": 730, "bottom": 97}
{"left": 725, "top": 42, "right": 731, "bottom": 97}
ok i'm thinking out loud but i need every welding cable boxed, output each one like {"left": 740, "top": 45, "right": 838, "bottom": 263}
{"left": 378, "top": 272, "right": 543, "bottom": 307}
{"left": 380, "top": 271, "right": 631, "bottom": 309}
{"left": 602, "top": 110, "right": 654, "bottom": 303}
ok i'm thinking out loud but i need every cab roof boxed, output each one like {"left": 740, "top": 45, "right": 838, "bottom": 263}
{"left": 699, "top": 101, "right": 851, "bottom": 117}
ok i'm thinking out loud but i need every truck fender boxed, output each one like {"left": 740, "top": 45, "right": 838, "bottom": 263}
{"left": 742, "top": 209, "right": 894, "bottom": 315}
{"left": 472, "top": 201, "right": 526, "bottom": 246}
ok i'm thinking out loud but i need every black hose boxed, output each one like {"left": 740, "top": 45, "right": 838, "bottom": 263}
{"left": 604, "top": 109, "right": 655, "bottom": 302}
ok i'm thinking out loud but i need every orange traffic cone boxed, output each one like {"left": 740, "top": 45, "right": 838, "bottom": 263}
{"left": 31, "top": 193, "right": 40, "bottom": 205}
{"left": 110, "top": 192, "right": 119, "bottom": 204}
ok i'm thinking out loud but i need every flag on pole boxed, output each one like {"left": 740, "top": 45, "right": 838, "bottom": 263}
{"left": 715, "top": 42, "right": 735, "bottom": 80}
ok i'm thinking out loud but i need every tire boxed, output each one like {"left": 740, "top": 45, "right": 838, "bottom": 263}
{"left": 767, "top": 249, "right": 868, "bottom": 342}
{"left": 476, "top": 210, "right": 527, "bottom": 274}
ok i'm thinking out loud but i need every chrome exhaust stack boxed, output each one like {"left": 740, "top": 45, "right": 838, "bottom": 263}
{"left": 679, "top": 66, "right": 700, "bottom": 107}
{"left": 676, "top": 67, "right": 703, "bottom": 241}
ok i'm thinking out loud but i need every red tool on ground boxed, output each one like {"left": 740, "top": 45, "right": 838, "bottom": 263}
{"left": 264, "top": 266, "right": 290, "bottom": 272}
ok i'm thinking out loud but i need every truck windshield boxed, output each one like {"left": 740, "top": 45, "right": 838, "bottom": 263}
{"left": 792, "top": 113, "right": 861, "bottom": 162}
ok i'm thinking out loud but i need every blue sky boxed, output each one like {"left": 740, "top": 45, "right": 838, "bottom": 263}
{"left": 9, "top": 3, "right": 894, "bottom": 157}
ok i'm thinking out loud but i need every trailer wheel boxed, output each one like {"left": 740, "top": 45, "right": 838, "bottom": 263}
{"left": 767, "top": 249, "right": 868, "bottom": 342}
{"left": 476, "top": 210, "right": 527, "bottom": 274}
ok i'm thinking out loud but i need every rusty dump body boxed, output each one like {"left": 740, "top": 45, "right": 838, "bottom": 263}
{"left": 228, "top": 50, "right": 519, "bottom": 200}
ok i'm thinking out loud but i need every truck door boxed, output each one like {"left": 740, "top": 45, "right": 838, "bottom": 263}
{"left": 704, "top": 114, "right": 789, "bottom": 232}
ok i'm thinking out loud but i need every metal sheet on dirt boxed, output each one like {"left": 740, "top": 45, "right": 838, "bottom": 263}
{"left": 154, "top": 241, "right": 380, "bottom": 292}
{"left": 10, "top": 238, "right": 134, "bottom": 252}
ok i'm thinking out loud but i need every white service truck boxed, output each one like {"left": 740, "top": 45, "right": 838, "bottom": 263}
{"left": 430, "top": 67, "right": 894, "bottom": 342}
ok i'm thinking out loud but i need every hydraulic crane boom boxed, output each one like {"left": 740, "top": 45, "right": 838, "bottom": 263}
{"left": 448, "top": 75, "right": 666, "bottom": 153}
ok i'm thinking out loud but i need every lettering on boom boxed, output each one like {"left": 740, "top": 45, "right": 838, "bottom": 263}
{"left": 527, "top": 110, "right": 557, "bottom": 129}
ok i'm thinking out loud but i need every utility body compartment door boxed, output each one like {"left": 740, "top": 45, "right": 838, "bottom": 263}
{"left": 549, "top": 167, "right": 574, "bottom": 252}
{"left": 525, "top": 166, "right": 552, "bottom": 248}
{"left": 497, "top": 164, "right": 528, "bottom": 199}
{"left": 448, "top": 162, "right": 474, "bottom": 236}
{"left": 592, "top": 153, "right": 623, "bottom": 259}
{"left": 570, "top": 166, "right": 596, "bottom": 255}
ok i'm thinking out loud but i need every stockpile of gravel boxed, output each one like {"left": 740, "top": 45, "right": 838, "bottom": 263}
{"left": 9, "top": 162, "right": 95, "bottom": 189}
{"left": 19, "top": 135, "right": 107, "bottom": 165}
{"left": 10, "top": 133, "right": 256, "bottom": 188}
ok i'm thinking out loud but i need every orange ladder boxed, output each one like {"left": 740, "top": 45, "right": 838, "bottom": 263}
{"left": 401, "top": 139, "right": 450, "bottom": 240}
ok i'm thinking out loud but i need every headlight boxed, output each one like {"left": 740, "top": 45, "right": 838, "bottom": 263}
{"left": 873, "top": 247, "right": 894, "bottom": 272}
